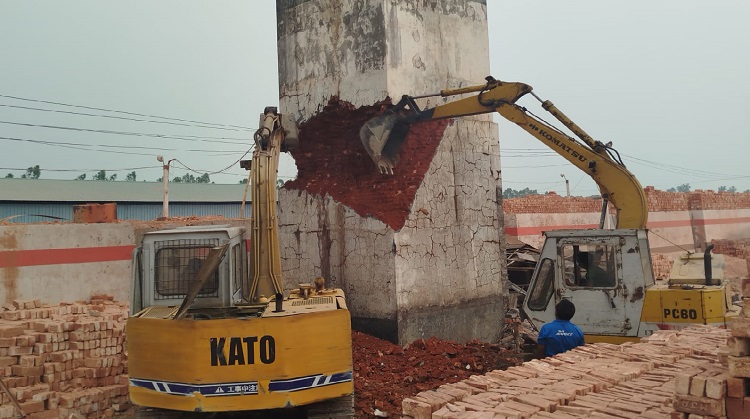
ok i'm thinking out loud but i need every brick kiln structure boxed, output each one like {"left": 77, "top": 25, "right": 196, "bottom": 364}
{"left": 276, "top": 1, "right": 505, "bottom": 344}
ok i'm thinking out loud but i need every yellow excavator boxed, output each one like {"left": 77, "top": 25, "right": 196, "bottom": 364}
{"left": 360, "top": 76, "right": 737, "bottom": 343}
{"left": 127, "top": 108, "right": 353, "bottom": 416}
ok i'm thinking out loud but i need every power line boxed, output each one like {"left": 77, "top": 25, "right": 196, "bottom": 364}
{"left": 0, "top": 103, "right": 250, "bottom": 132}
{"left": 0, "top": 135, "right": 246, "bottom": 154}
{"left": 0, "top": 120, "right": 251, "bottom": 145}
{"left": 624, "top": 154, "right": 748, "bottom": 180}
{"left": 0, "top": 94, "right": 254, "bottom": 131}
{"left": 0, "top": 165, "right": 159, "bottom": 172}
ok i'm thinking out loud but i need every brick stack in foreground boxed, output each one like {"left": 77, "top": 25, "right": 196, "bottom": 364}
{"left": 402, "top": 326, "right": 729, "bottom": 419}
{"left": 0, "top": 298, "right": 129, "bottom": 419}
{"left": 722, "top": 278, "right": 750, "bottom": 418}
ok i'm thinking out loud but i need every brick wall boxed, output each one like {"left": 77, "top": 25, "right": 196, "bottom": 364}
{"left": 503, "top": 188, "right": 750, "bottom": 251}
{"left": 504, "top": 188, "right": 750, "bottom": 215}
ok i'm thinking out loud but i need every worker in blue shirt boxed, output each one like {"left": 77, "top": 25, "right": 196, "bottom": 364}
{"left": 536, "top": 299, "right": 585, "bottom": 358}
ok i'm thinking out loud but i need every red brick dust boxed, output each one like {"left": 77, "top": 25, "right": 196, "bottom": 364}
{"left": 352, "top": 331, "right": 519, "bottom": 418}
{"left": 285, "top": 98, "right": 449, "bottom": 231}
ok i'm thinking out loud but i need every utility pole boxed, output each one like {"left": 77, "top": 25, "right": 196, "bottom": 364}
{"left": 157, "top": 156, "right": 175, "bottom": 218}
{"left": 560, "top": 173, "right": 570, "bottom": 198}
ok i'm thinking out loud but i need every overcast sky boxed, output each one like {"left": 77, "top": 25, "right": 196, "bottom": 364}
{"left": 1, "top": 1, "right": 748, "bottom": 196}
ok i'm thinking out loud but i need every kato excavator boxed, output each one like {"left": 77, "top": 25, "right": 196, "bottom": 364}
{"left": 360, "top": 76, "right": 737, "bottom": 343}
{"left": 127, "top": 108, "right": 353, "bottom": 416}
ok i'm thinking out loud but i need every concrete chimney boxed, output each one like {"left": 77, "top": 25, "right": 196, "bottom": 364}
{"left": 276, "top": 0, "right": 506, "bottom": 344}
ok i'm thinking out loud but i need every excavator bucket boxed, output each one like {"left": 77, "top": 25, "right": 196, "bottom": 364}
{"left": 359, "top": 113, "right": 411, "bottom": 174}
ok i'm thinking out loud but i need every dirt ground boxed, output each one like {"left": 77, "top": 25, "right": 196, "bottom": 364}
{"left": 351, "top": 331, "right": 520, "bottom": 418}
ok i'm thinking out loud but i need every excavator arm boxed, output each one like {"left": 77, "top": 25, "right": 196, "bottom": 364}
{"left": 359, "top": 76, "right": 648, "bottom": 229}
{"left": 247, "top": 107, "right": 299, "bottom": 301}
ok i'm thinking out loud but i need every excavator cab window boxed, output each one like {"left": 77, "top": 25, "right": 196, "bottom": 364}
{"left": 563, "top": 244, "right": 617, "bottom": 288}
{"left": 154, "top": 239, "right": 220, "bottom": 299}
{"left": 528, "top": 258, "right": 555, "bottom": 311}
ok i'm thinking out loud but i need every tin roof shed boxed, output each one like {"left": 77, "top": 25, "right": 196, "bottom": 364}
{"left": 0, "top": 179, "right": 251, "bottom": 222}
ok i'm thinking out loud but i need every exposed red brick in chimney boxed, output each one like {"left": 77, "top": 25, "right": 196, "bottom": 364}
{"left": 285, "top": 98, "right": 449, "bottom": 230}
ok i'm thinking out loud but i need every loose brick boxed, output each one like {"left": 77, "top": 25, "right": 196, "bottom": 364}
{"left": 19, "top": 400, "right": 45, "bottom": 414}
{"left": 728, "top": 336, "right": 750, "bottom": 357}
{"left": 673, "top": 394, "right": 725, "bottom": 417}
{"left": 729, "top": 356, "right": 750, "bottom": 378}
{"left": 727, "top": 377, "right": 749, "bottom": 398}
{"left": 705, "top": 373, "right": 728, "bottom": 399}
{"left": 402, "top": 398, "right": 432, "bottom": 419}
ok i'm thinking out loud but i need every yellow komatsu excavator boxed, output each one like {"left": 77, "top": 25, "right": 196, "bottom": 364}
{"left": 127, "top": 108, "right": 353, "bottom": 416}
{"left": 360, "top": 76, "right": 737, "bottom": 343}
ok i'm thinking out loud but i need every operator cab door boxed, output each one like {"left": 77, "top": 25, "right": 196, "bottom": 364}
{"left": 556, "top": 238, "right": 632, "bottom": 336}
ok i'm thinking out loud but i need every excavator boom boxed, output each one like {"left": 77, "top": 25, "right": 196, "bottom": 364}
{"left": 359, "top": 76, "right": 648, "bottom": 229}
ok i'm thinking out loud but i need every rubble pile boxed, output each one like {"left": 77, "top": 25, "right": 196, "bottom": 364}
{"left": 0, "top": 297, "right": 129, "bottom": 419}
{"left": 352, "top": 331, "right": 519, "bottom": 418}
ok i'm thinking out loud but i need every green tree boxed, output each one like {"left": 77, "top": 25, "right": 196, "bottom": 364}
{"left": 109, "top": 173, "right": 117, "bottom": 181}
{"left": 93, "top": 170, "right": 107, "bottom": 181}
{"left": 502, "top": 187, "right": 539, "bottom": 199}
{"left": 718, "top": 185, "right": 737, "bottom": 193}
{"left": 169, "top": 173, "right": 211, "bottom": 183}
{"left": 21, "top": 165, "right": 41, "bottom": 179}
{"left": 75, "top": 174, "right": 86, "bottom": 180}
{"left": 239, "top": 178, "right": 248, "bottom": 184}
{"left": 667, "top": 183, "right": 691, "bottom": 193}
{"left": 276, "top": 179, "right": 284, "bottom": 189}
{"left": 125, "top": 171, "right": 137, "bottom": 181}
{"left": 4, "top": 173, "right": 13, "bottom": 178}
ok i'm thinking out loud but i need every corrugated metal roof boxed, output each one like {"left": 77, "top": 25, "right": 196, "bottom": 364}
{"left": 0, "top": 203, "right": 250, "bottom": 223}
{"left": 0, "top": 179, "right": 250, "bottom": 203}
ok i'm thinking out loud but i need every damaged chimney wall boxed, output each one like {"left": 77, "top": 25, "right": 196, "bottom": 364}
{"left": 276, "top": 0, "right": 505, "bottom": 344}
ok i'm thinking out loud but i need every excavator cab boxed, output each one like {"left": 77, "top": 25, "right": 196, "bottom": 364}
{"left": 524, "top": 230, "right": 739, "bottom": 343}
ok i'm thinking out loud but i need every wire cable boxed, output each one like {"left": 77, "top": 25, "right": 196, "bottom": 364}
{"left": 0, "top": 94, "right": 254, "bottom": 131}
{"left": 0, "top": 120, "right": 251, "bottom": 145}
{"left": 0, "top": 135, "right": 246, "bottom": 154}
{"left": 0, "top": 103, "right": 249, "bottom": 132}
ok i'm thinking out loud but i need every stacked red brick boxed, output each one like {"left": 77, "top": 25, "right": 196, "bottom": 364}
{"left": 722, "top": 278, "right": 750, "bottom": 418}
{"left": 713, "top": 239, "right": 750, "bottom": 274}
{"left": 401, "top": 326, "right": 729, "bottom": 418}
{"left": 503, "top": 188, "right": 750, "bottom": 215}
{"left": 0, "top": 298, "right": 129, "bottom": 419}
{"left": 502, "top": 193, "right": 602, "bottom": 215}
{"left": 671, "top": 354, "right": 731, "bottom": 417}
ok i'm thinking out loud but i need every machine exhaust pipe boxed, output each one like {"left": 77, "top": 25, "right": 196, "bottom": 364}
{"left": 704, "top": 243, "right": 714, "bottom": 286}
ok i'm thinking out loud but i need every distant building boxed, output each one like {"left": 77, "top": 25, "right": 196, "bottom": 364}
{"left": 0, "top": 179, "right": 251, "bottom": 223}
